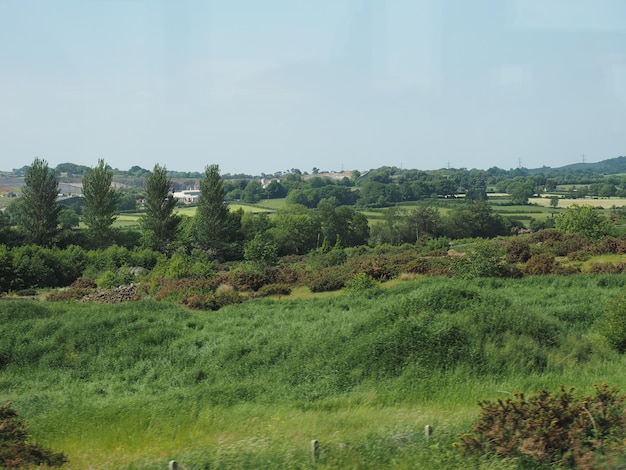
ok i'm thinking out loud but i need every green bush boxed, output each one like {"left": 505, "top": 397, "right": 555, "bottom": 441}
{"left": 10, "top": 245, "right": 56, "bottom": 290}
{"left": 95, "top": 270, "right": 132, "bottom": 289}
{"left": 309, "top": 267, "right": 348, "bottom": 292}
{"left": 598, "top": 293, "right": 626, "bottom": 353}
{"left": 345, "top": 273, "right": 378, "bottom": 291}
{"left": 228, "top": 264, "right": 273, "bottom": 291}
{"left": 151, "top": 277, "right": 218, "bottom": 302}
{"left": 256, "top": 283, "right": 292, "bottom": 297}
{"left": 460, "top": 384, "right": 626, "bottom": 468}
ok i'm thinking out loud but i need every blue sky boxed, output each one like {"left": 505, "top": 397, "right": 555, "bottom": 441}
{"left": 1, "top": 0, "right": 625, "bottom": 175}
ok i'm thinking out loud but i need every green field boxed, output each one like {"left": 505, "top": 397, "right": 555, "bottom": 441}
{"left": 103, "top": 195, "right": 618, "bottom": 232}
{"left": 2, "top": 275, "right": 626, "bottom": 468}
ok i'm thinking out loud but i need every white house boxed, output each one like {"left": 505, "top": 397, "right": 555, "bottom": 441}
{"left": 172, "top": 190, "right": 201, "bottom": 204}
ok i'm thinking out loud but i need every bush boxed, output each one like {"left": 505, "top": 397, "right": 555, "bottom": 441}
{"left": 523, "top": 253, "right": 556, "bottom": 275}
{"left": 228, "top": 265, "right": 274, "bottom": 291}
{"left": 70, "top": 277, "right": 97, "bottom": 289}
{"left": 256, "top": 283, "right": 292, "bottom": 297}
{"left": 588, "top": 262, "right": 626, "bottom": 274}
{"left": 459, "top": 384, "right": 626, "bottom": 468}
{"left": 345, "top": 273, "right": 378, "bottom": 291}
{"left": 503, "top": 237, "right": 531, "bottom": 263}
{"left": 47, "top": 287, "right": 94, "bottom": 301}
{"left": 95, "top": 270, "right": 133, "bottom": 289}
{"left": 598, "top": 293, "right": 626, "bottom": 353}
{"left": 592, "top": 236, "right": 626, "bottom": 255}
{"left": 308, "top": 267, "right": 348, "bottom": 292}
{"left": 0, "top": 401, "right": 67, "bottom": 468}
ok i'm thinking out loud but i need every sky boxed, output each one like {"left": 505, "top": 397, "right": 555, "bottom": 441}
{"left": 1, "top": 0, "right": 625, "bottom": 176}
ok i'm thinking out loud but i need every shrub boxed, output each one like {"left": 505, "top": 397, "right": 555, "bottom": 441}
{"left": 0, "top": 401, "right": 67, "bottom": 468}
{"left": 404, "top": 257, "right": 453, "bottom": 276}
{"left": 70, "top": 276, "right": 97, "bottom": 289}
{"left": 598, "top": 293, "right": 626, "bottom": 353}
{"left": 256, "top": 283, "right": 292, "bottom": 297}
{"left": 459, "top": 384, "right": 626, "bottom": 468}
{"left": 530, "top": 228, "right": 562, "bottom": 243}
{"left": 228, "top": 265, "right": 274, "bottom": 291}
{"left": 95, "top": 270, "right": 132, "bottom": 289}
{"left": 592, "top": 236, "right": 626, "bottom": 255}
{"left": 47, "top": 287, "right": 94, "bottom": 301}
{"left": 503, "top": 237, "right": 531, "bottom": 263}
{"left": 345, "top": 273, "right": 378, "bottom": 291}
{"left": 183, "top": 294, "right": 219, "bottom": 310}
{"left": 10, "top": 245, "right": 56, "bottom": 290}
{"left": 348, "top": 256, "right": 395, "bottom": 281}
{"left": 568, "top": 249, "right": 590, "bottom": 261}
{"left": 308, "top": 267, "right": 348, "bottom": 292}
{"left": 14, "top": 289, "right": 37, "bottom": 297}
{"left": 588, "top": 262, "right": 626, "bottom": 274}
{"left": 523, "top": 253, "right": 556, "bottom": 275}
{"left": 453, "top": 239, "right": 504, "bottom": 279}
{"left": 420, "top": 236, "right": 451, "bottom": 254}
{"left": 498, "top": 264, "right": 524, "bottom": 279}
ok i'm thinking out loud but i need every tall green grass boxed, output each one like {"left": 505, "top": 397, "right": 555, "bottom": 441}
{"left": 1, "top": 275, "right": 626, "bottom": 468}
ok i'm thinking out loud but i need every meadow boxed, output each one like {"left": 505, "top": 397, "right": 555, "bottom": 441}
{"left": 2, "top": 274, "right": 626, "bottom": 468}
{"left": 108, "top": 195, "right": 626, "bottom": 231}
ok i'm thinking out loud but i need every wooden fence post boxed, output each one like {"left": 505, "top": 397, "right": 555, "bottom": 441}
{"left": 311, "top": 439, "right": 319, "bottom": 463}
{"left": 424, "top": 424, "right": 433, "bottom": 442}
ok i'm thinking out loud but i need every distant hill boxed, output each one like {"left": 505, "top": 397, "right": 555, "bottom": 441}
{"left": 527, "top": 156, "right": 626, "bottom": 176}
{"left": 4, "top": 155, "right": 626, "bottom": 179}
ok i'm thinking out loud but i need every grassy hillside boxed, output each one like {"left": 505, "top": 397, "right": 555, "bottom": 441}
{"left": 2, "top": 275, "right": 626, "bottom": 468}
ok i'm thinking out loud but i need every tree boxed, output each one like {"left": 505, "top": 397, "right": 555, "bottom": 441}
{"left": 507, "top": 181, "right": 534, "bottom": 205}
{"left": 445, "top": 200, "right": 506, "bottom": 239}
{"left": 244, "top": 233, "right": 278, "bottom": 267}
{"left": 269, "top": 205, "right": 319, "bottom": 255}
{"left": 242, "top": 180, "right": 263, "bottom": 203}
{"left": 21, "top": 158, "right": 61, "bottom": 247}
{"left": 194, "top": 164, "right": 241, "bottom": 258}
{"left": 82, "top": 159, "right": 120, "bottom": 248}
{"left": 58, "top": 207, "right": 80, "bottom": 230}
{"left": 315, "top": 199, "right": 369, "bottom": 248}
{"left": 555, "top": 204, "right": 612, "bottom": 240}
{"left": 265, "top": 180, "right": 287, "bottom": 199}
{"left": 140, "top": 164, "right": 180, "bottom": 252}
{"left": 408, "top": 203, "right": 442, "bottom": 240}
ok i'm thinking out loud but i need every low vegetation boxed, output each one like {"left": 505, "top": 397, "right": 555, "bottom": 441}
{"left": 2, "top": 274, "right": 626, "bottom": 468}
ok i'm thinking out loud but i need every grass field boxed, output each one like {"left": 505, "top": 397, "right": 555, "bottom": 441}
{"left": 530, "top": 196, "right": 626, "bottom": 209}
{"left": 2, "top": 274, "right": 626, "bottom": 468}
{"left": 107, "top": 195, "right": 622, "bottom": 230}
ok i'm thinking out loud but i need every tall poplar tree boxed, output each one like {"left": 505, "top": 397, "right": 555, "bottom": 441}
{"left": 82, "top": 159, "right": 120, "bottom": 248}
{"left": 194, "top": 164, "right": 242, "bottom": 258}
{"left": 140, "top": 164, "right": 180, "bottom": 252}
{"left": 21, "top": 158, "right": 61, "bottom": 247}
